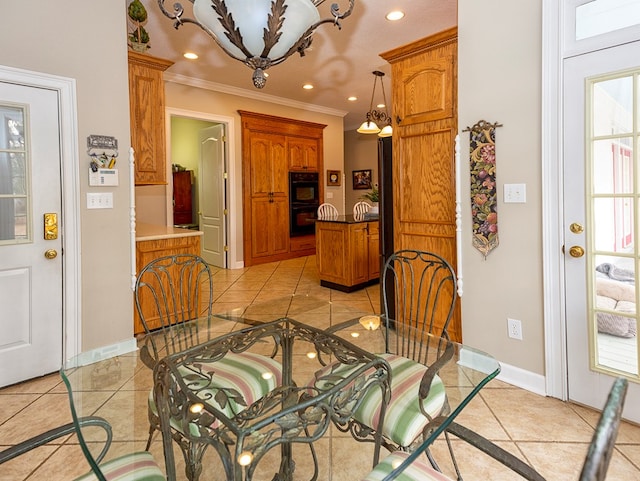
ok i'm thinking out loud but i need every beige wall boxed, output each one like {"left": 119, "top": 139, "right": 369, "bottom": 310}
{"left": 344, "top": 130, "right": 378, "bottom": 214}
{"left": 0, "top": 2, "right": 134, "bottom": 351}
{"left": 163, "top": 82, "right": 345, "bottom": 261}
{"left": 458, "top": 0, "right": 544, "bottom": 375}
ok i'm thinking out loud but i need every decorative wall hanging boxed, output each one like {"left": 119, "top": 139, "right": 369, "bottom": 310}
{"left": 464, "top": 120, "right": 502, "bottom": 259}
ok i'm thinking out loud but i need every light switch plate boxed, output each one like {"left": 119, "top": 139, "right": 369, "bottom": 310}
{"left": 87, "top": 192, "right": 113, "bottom": 209}
{"left": 504, "top": 183, "right": 526, "bottom": 203}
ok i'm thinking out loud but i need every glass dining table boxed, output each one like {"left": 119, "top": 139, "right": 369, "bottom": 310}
{"left": 61, "top": 294, "right": 500, "bottom": 481}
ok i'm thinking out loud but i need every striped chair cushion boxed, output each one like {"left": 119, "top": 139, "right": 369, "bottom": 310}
{"left": 75, "top": 451, "right": 165, "bottom": 481}
{"left": 361, "top": 451, "right": 452, "bottom": 481}
{"left": 310, "top": 353, "right": 446, "bottom": 448}
{"left": 150, "top": 351, "right": 282, "bottom": 431}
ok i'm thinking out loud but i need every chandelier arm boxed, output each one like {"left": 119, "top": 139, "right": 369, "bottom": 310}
{"left": 260, "top": 0, "right": 287, "bottom": 58}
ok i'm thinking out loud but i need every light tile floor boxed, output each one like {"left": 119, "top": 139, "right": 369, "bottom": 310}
{"left": 1, "top": 255, "right": 640, "bottom": 480}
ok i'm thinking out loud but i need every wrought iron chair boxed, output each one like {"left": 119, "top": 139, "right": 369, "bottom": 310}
{"left": 362, "top": 377, "right": 628, "bottom": 481}
{"left": 317, "top": 202, "right": 339, "bottom": 219}
{"left": 135, "top": 254, "right": 282, "bottom": 481}
{"left": 320, "top": 250, "right": 459, "bottom": 456}
{"left": 353, "top": 200, "right": 372, "bottom": 218}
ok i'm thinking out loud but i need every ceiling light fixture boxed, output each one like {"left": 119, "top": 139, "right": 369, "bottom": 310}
{"left": 158, "top": 0, "right": 356, "bottom": 89}
{"left": 357, "top": 70, "right": 392, "bottom": 137}
{"left": 386, "top": 10, "right": 404, "bottom": 21}
{"left": 183, "top": 52, "right": 198, "bottom": 59}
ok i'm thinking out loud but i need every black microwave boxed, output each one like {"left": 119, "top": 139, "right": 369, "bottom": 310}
{"left": 289, "top": 172, "right": 319, "bottom": 204}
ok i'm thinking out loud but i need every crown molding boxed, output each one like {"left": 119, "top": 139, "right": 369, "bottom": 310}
{"left": 163, "top": 72, "right": 348, "bottom": 118}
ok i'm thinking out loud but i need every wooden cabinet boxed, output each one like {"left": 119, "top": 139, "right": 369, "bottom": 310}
{"left": 381, "top": 27, "right": 460, "bottom": 341}
{"left": 316, "top": 220, "right": 379, "bottom": 292}
{"left": 240, "top": 111, "right": 326, "bottom": 266}
{"left": 172, "top": 171, "right": 193, "bottom": 225}
{"left": 134, "top": 232, "right": 202, "bottom": 334}
{"left": 245, "top": 132, "right": 290, "bottom": 260}
{"left": 288, "top": 137, "right": 319, "bottom": 171}
{"left": 128, "top": 51, "right": 173, "bottom": 185}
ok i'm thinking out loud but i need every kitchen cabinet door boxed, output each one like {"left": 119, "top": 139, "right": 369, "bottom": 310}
{"left": 288, "top": 137, "right": 320, "bottom": 171}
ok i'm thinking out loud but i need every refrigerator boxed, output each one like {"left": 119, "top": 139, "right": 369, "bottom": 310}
{"left": 378, "top": 136, "right": 394, "bottom": 316}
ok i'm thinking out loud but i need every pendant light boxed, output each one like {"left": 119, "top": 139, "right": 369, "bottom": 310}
{"left": 357, "top": 70, "right": 392, "bottom": 137}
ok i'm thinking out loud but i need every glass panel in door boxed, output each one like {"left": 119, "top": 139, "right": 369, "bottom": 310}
{"left": 589, "top": 72, "right": 639, "bottom": 378}
{"left": 0, "top": 104, "right": 29, "bottom": 243}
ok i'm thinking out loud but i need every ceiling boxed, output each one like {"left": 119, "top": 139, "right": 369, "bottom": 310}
{"left": 142, "top": 1, "right": 457, "bottom": 130}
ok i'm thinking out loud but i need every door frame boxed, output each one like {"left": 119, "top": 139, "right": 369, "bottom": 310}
{"left": 0, "top": 64, "right": 81, "bottom": 361}
{"left": 165, "top": 108, "right": 240, "bottom": 268}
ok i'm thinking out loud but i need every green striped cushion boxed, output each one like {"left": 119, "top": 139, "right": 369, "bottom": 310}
{"left": 354, "top": 353, "right": 446, "bottom": 447}
{"left": 150, "top": 351, "right": 282, "bottom": 431}
{"left": 362, "top": 451, "right": 452, "bottom": 481}
{"left": 74, "top": 451, "right": 165, "bottom": 481}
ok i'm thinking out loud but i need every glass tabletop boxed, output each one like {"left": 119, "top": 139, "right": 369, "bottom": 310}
{"left": 59, "top": 295, "right": 500, "bottom": 481}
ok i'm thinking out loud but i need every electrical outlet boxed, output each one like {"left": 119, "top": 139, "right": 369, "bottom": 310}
{"left": 507, "top": 318, "right": 523, "bottom": 340}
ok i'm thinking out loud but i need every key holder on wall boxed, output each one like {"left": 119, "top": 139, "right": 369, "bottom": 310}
{"left": 87, "top": 134, "right": 119, "bottom": 186}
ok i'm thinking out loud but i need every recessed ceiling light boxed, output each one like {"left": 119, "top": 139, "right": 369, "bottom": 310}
{"left": 183, "top": 52, "right": 198, "bottom": 60}
{"left": 348, "top": 96, "right": 357, "bottom": 101}
{"left": 386, "top": 10, "right": 405, "bottom": 21}
{"left": 303, "top": 83, "right": 314, "bottom": 90}
{"left": 376, "top": 103, "right": 386, "bottom": 109}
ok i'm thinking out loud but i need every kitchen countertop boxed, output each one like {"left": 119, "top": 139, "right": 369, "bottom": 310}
{"left": 135, "top": 222, "right": 203, "bottom": 241}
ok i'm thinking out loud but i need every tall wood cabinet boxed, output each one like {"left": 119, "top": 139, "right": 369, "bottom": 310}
{"left": 172, "top": 171, "right": 193, "bottom": 225}
{"left": 128, "top": 51, "right": 173, "bottom": 185}
{"left": 381, "top": 27, "right": 461, "bottom": 341}
{"left": 239, "top": 111, "right": 326, "bottom": 266}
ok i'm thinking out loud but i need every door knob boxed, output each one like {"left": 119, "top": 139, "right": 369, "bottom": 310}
{"left": 44, "top": 249, "right": 58, "bottom": 259}
{"left": 568, "top": 246, "right": 585, "bottom": 258}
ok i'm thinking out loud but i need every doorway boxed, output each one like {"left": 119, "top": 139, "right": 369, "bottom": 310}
{"left": 0, "top": 66, "right": 80, "bottom": 387}
{"left": 166, "top": 109, "right": 236, "bottom": 268}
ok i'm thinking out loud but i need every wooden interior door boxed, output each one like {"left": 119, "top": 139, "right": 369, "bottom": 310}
{"left": 381, "top": 28, "right": 461, "bottom": 341}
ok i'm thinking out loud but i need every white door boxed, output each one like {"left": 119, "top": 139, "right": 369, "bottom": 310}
{"left": 198, "top": 124, "right": 227, "bottom": 268}
{"left": 0, "top": 81, "right": 63, "bottom": 387}
{"left": 564, "top": 40, "right": 640, "bottom": 422}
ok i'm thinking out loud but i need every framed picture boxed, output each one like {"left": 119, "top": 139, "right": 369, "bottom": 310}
{"left": 327, "top": 170, "right": 341, "bottom": 186}
{"left": 352, "top": 169, "right": 372, "bottom": 190}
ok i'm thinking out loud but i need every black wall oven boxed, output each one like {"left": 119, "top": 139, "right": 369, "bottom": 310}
{"left": 289, "top": 172, "right": 319, "bottom": 236}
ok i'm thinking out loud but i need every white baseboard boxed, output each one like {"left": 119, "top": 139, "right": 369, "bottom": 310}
{"left": 71, "top": 338, "right": 138, "bottom": 366}
{"left": 496, "top": 361, "right": 547, "bottom": 396}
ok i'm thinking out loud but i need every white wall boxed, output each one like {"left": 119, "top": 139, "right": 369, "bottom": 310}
{"left": 344, "top": 130, "right": 378, "bottom": 214}
{"left": 0, "top": 1, "right": 134, "bottom": 351}
{"left": 459, "top": 0, "right": 545, "bottom": 375}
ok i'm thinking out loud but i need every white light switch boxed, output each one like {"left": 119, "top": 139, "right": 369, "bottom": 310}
{"left": 504, "top": 183, "right": 526, "bottom": 203}
{"left": 87, "top": 192, "right": 114, "bottom": 209}
{"left": 326, "top": 192, "right": 334, "bottom": 199}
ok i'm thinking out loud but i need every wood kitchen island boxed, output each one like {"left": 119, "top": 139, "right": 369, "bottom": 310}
{"left": 315, "top": 215, "right": 380, "bottom": 292}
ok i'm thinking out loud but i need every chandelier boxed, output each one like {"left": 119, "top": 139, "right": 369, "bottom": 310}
{"left": 357, "top": 70, "right": 392, "bottom": 137}
{"left": 158, "top": 0, "right": 356, "bottom": 89}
